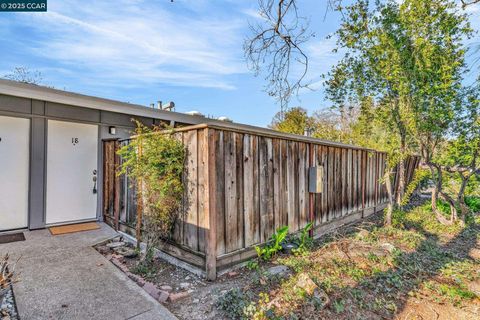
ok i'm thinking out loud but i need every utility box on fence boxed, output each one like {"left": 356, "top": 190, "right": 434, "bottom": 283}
{"left": 309, "top": 166, "right": 324, "bottom": 193}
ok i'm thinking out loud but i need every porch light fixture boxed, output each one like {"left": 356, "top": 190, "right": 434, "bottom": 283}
{"left": 109, "top": 126, "right": 116, "bottom": 135}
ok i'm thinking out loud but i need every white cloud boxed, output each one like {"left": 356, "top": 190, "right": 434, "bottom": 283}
{"left": 13, "top": 0, "right": 248, "bottom": 90}
{"left": 241, "top": 8, "right": 265, "bottom": 20}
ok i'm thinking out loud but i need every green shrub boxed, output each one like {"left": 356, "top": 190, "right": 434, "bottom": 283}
{"left": 117, "top": 122, "right": 185, "bottom": 261}
{"left": 255, "top": 226, "right": 289, "bottom": 261}
{"left": 465, "top": 196, "right": 480, "bottom": 213}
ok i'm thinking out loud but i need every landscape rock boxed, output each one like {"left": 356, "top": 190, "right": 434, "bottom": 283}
{"left": 160, "top": 285, "right": 173, "bottom": 292}
{"left": 106, "top": 241, "right": 126, "bottom": 249}
{"left": 267, "top": 265, "right": 291, "bottom": 278}
{"left": 282, "top": 242, "right": 298, "bottom": 254}
{"left": 227, "top": 271, "right": 239, "bottom": 277}
{"left": 143, "top": 282, "right": 161, "bottom": 300}
{"left": 180, "top": 282, "right": 190, "bottom": 289}
{"left": 169, "top": 291, "right": 190, "bottom": 302}
{"left": 113, "top": 246, "right": 138, "bottom": 258}
{"left": 0, "top": 285, "right": 18, "bottom": 320}
{"left": 294, "top": 272, "right": 317, "bottom": 295}
{"left": 157, "top": 291, "right": 170, "bottom": 303}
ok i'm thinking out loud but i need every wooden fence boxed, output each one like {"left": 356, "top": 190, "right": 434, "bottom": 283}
{"left": 103, "top": 123, "right": 419, "bottom": 279}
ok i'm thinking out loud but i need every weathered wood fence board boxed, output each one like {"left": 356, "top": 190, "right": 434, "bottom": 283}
{"left": 102, "top": 124, "right": 420, "bottom": 279}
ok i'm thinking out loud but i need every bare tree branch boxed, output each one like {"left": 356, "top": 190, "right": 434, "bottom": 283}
{"left": 244, "top": 0, "right": 315, "bottom": 112}
{"left": 461, "top": 0, "right": 480, "bottom": 8}
{"left": 4, "top": 66, "right": 43, "bottom": 85}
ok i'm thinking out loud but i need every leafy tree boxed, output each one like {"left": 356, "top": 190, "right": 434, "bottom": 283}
{"left": 117, "top": 123, "right": 185, "bottom": 261}
{"left": 270, "top": 107, "right": 314, "bottom": 135}
{"left": 325, "top": 0, "right": 473, "bottom": 225}
{"left": 405, "top": 0, "right": 473, "bottom": 224}
{"left": 325, "top": 0, "right": 416, "bottom": 223}
{"left": 434, "top": 84, "right": 480, "bottom": 221}
{"left": 271, "top": 106, "right": 357, "bottom": 143}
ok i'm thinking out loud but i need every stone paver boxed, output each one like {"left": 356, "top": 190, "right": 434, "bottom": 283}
{"left": 0, "top": 223, "right": 177, "bottom": 320}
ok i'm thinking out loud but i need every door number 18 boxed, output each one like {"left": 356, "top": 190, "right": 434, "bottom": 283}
{"left": 72, "top": 138, "right": 79, "bottom": 146}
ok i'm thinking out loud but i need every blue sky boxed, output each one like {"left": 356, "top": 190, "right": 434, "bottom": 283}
{"left": 0, "top": 0, "right": 479, "bottom": 127}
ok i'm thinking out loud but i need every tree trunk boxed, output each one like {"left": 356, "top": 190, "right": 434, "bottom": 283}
{"left": 384, "top": 169, "right": 395, "bottom": 226}
{"left": 396, "top": 138, "right": 406, "bottom": 206}
{"left": 428, "top": 163, "right": 454, "bottom": 225}
{"left": 456, "top": 173, "right": 470, "bottom": 221}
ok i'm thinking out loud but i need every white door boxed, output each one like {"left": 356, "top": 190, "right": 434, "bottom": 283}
{"left": 46, "top": 120, "right": 98, "bottom": 224}
{"left": 0, "top": 116, "right": 30, "bottom": 231}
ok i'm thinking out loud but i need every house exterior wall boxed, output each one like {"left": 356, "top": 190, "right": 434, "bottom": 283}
{"left": 0, "top": 93, "right": 187, "bottom": 230}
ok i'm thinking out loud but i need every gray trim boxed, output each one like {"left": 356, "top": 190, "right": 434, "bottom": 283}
{"left": 32, "top": 99, "right": 45, "bottom": 115}
{"left": 46, "top": 102, "right": 101, "bottom": 123}
{"left": 0, "top": 94, "right": 31, "bottom": 114}
{"left": 29, "top": 117, "right": 46, "bottom": 229}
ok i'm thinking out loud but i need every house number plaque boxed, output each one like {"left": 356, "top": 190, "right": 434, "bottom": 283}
{"left": 71, "top": 138, "right": 79, "bottom": 146}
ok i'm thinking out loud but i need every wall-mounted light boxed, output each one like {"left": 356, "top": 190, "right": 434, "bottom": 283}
{"left": 109, "top": 126, "right": 116, "bottom": 135}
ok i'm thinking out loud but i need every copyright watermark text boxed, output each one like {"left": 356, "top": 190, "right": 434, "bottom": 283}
{"left": 0, "top": 0, "right": 47, "bottom": 12}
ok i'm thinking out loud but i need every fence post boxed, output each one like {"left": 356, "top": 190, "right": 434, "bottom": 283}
{"left": 308, "top": 143, "right": 314, "bottom": 237}
{"left": 362, "top": 151, "right": 366, "bottom": 217}
{"left": 205, "top": 127, "right": 217, "bottom": 280}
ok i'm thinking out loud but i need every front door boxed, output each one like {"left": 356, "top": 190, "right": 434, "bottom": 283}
{"left": 0, "top": 116, "right": 30, "bottom": 231}
{"left": 46, "top": 120, "right": 98, "bottom": 225}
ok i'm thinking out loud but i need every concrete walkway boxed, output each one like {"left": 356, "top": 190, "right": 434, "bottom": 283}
{"left": 0, "top": 223, "right": 177, "bottom": 320}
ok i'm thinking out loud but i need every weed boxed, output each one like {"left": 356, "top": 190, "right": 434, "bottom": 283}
{"left": 246, "top": 259, "right": 259, "bottom": 271}
{"left": 131, "top": 259, "right": 157, "bottom": 280}
{"left": 277, "top": 255, "right": 310, "bottom": 273}
{"left": 292, "top": 222, "right": 314, "bottom": 256}
{"left": 438, "top": 284, "right": 477, "bottom": 303}
{"left": 332, "top": 299, "right": 345, "bottom": 313}
{"left": 366, "top": 252, "right": 380, "bottom": 263}
{"left": 255, "top": 226, "right": 289, "bottom": 261}
{"left": 441, "top": 260, "right": 478, "bottom": 284}
{"left": 216, "top": 288, "right": 253, "bottom": 320}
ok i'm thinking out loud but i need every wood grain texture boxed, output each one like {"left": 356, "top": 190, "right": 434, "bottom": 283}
{"left": 205, "top": 128, "right": 217, "bottom": 280}
{"left": 214, "top": 130, "right": 226, "bottom": 255}
{"left": 197, "top": 129, "right": 207, "bottom": 253}
{"left": 224, "top": 131, "right": 238, "bottom": 253}
{"left": 184, "top": 130, "right": 199, "bottom": 251}
{"left": 106, "top": 125, "right": 420, "bottom": 276}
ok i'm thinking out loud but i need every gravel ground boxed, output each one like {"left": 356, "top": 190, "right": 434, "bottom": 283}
{"left": 1, "top": 285, "right": 19, "bottom": 320}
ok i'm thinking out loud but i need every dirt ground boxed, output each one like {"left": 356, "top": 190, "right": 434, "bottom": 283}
{"left": 96, "top": 203, "right": 480, "bottom": 320}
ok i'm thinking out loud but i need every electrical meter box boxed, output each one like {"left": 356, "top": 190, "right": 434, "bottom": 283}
{"left": 308, "top": 166, "right": 324, "bottom": 193}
